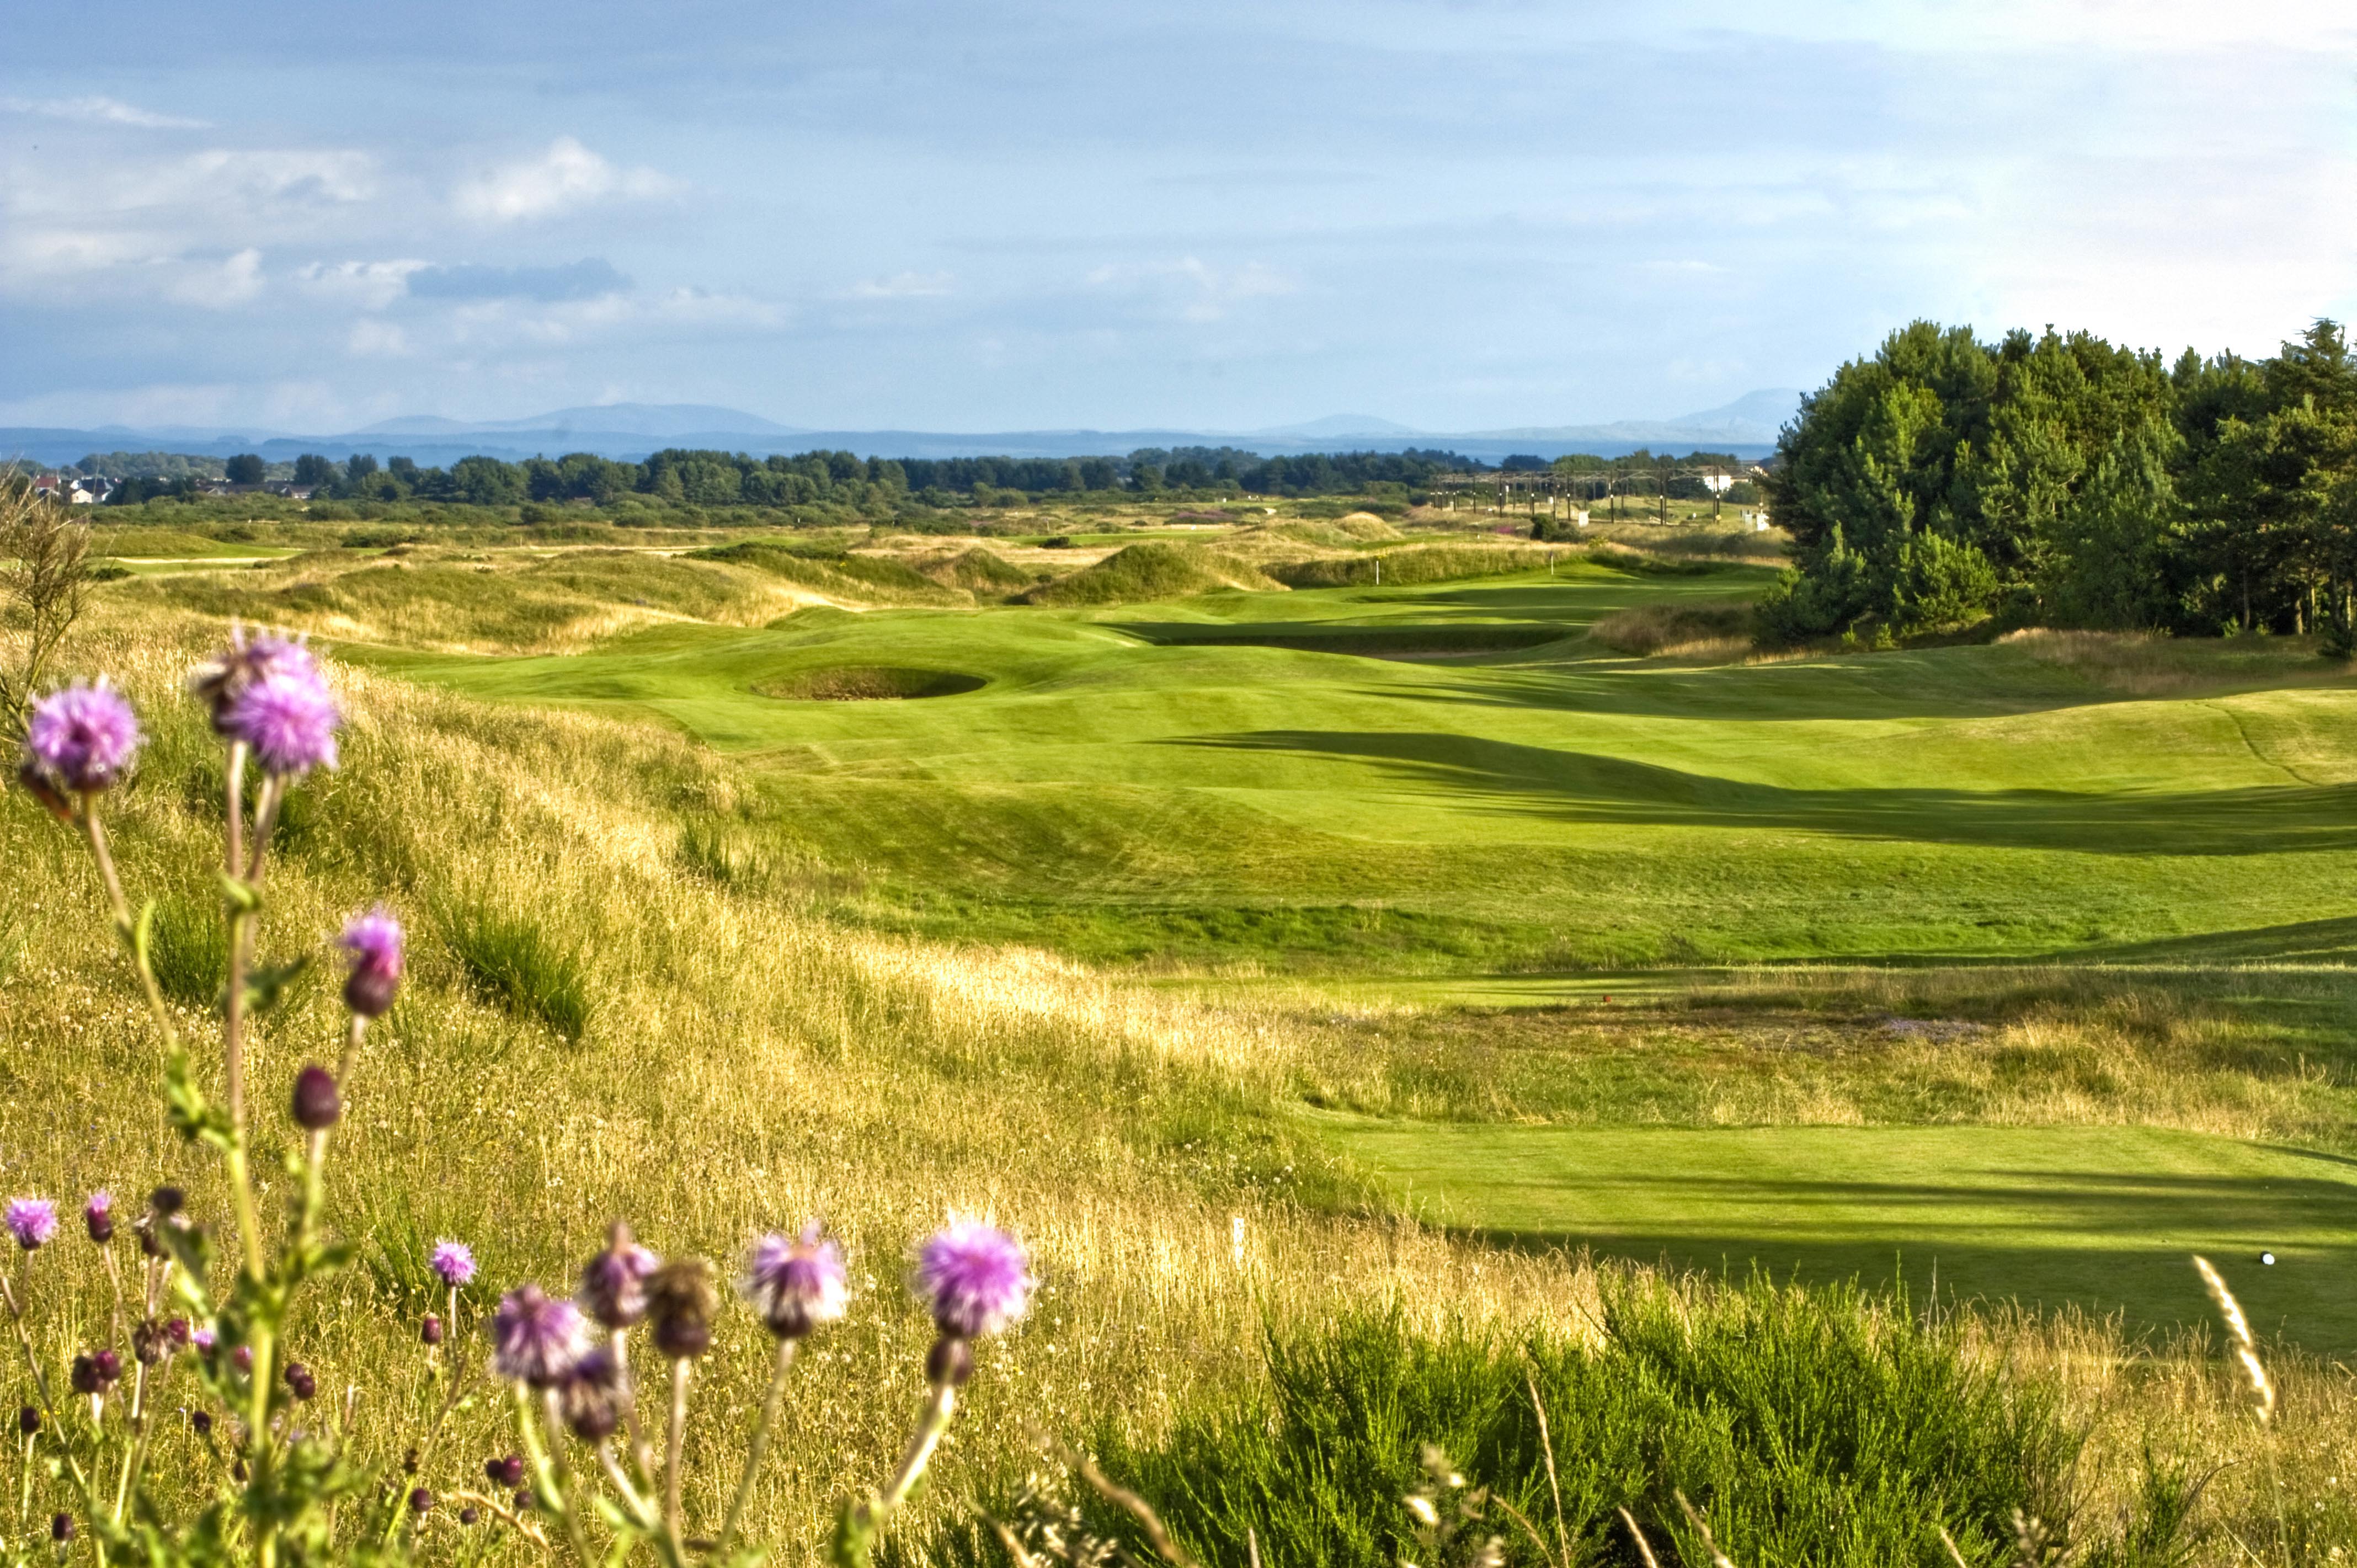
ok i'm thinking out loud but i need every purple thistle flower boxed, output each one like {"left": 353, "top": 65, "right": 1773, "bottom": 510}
{"left": 191, "top": 1325, "right": 217, "bottom": 1353}
{"left": 915, "top": 1219, "right": 1033, "bottom": 1340}
{"left": 190, "top": 628, "right": 317, "bottom": 735}
{"left": 430, "top": 1240, "right": 476, "bottom": 1288}
{"left": 556, "top": 1345, "right": 626, "bottom": 1441}
{"left": 5, "top": 1199, "right": 57, "bottom": 1251}
{"left": 84, "top": 1191, "right": 113, "bottom": 1244}
{"left": 489, "top": 1286, "right": 590, "bottom": 1388}
{"left": 742, "top": 1223, "right": 849, "bottom": 1341}
{"left": 578, "top": 1228, "right": 659, "bottom": 1330}
{"left": 23, "top": 682, "right": 142, "bottom": 795}
{"left": 223, "top": 668, "right": 340, "bottom": 777}
{"left": 339, "top": 908, "right": 404, "bottom": 1018}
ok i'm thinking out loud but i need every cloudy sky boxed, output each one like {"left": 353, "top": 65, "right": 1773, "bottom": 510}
{"left": 3, "top": 0, "right": 2352, "bottom": 435}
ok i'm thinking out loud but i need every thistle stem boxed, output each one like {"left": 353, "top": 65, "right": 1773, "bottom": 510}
{"left": 516, "top": 1384, "right": 593, "bottom": 1568}
{"left": 77, "top": 810, "right": 178, "bottom": 1054}
{"left": 717, "top": 1339, "right": 796, "bottom": 1556}
{"left": 880, "top": 1379, "right": 957, "bottom": 1512}
{"left": 663, "top": 1358, "right": 690, "bottom": 1554}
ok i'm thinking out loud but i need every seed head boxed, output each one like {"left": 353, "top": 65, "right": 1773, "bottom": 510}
{"left": 578, "top": 1225, "right": 658, "bottom": 1329}
{"left": 429, "top": 1239, "right": 477, "bottom": 1288}
{"left": 339, "top": 908, "right": 404, "bottom": 1018}
{"left": 915, "top": 1219, "right": 1033, "bottom": 1340}
{"left": 6, "top": 1198, "right": 57, "bottom": 1251}
{"left": 223, "top": 668, "right": 340, "bottom": 777}
{"left": 284, "top": 1362, "right": 316, "bottom": 1401}
{"left": 23, "top": 682, "right": 142, "bottom": 796}
{"left": 742, "top": 1223, "right": 849, "bottom": 1341}
{"left": 645, "top": 1259, "right": 717, "bottom": 1359}
{"left": 490, "top": 1286, "right": 590, "bottom": 1387}
{"left": 290, "top": 1065, "right": 340, "bottom": 1131}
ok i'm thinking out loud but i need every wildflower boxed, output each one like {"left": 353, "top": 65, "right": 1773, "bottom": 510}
{"left": 339, "top": 908, "right": 404, "bottom": 1018}
{"left": 165, "top": 1319, "right": 190, "bottom": 1350}
{"left": 915, "top": 1220, "right": 1033, "bottom": 1340}
{"left": 191, "top": 1326, "right": 216, "bottom": 1353}
{"left": 6, "top": 1199, "right": 57, "bottom": 1252}
{"left": 190, "top": 628, "right": 316, "bottom": 735}
{"left": 489, "top": 1286, "right": 590, "bottom": 1387}
{"left": 486, "top": 1455, "right": 525, "bottom": 1490}
{"left": 420, "top": 1314, "right": 444, "bottom": 1346}
{"left": 408, "top": 1487, "right": 434, "bottom": 1516}
{"left": 290, "top": 1065, "right": 340, "bottom": 1131}
{"left": 23, "top": 682, "right": 142, "bottom": 796}
{"left": 70, "top": 1351, "right": 120, "bottom": 1396}
{"left": 231, "top": 1346, "right": 253, "bottom": 1375}
{"left": 284, "top": 1362, "right": 316, "bottom": 1401}
{"left": 557, "top": 1345, "right": 626, "bottom": 1441}
{"left": 132, "top": 1320, "right": 171, "bottom": 1365}
{"left": 742, "top": 1223, "right": 849, "bottom": 1341}
{"left": 429, "top": 1239, "right": 476, "bottom": 1288}
{"left": 223, "top": 668, "right": 340, "bottom": 777}
{"left": 646, "top": 1259, "right": 716, "bottom": 1359}
{"left": 578, "top": 1225, "right": 658, "bottom": 1329}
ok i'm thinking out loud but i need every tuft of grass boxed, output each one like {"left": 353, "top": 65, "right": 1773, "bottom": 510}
{"left": 437, "top": 898, "right": 593, "bottom": 1042}
{"left": 144, "top": 891, "right": 227, "bottom": 1007}
{"left": 968, "top": 1282, "right": 2097, "bottom": 1568}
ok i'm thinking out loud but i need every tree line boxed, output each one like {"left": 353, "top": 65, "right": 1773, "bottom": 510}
{"left": 1762, "top": 318, "right": 2357, "bottom": 646}
{"left": 95, "top": 445, "right": 1479, "bottom": 509}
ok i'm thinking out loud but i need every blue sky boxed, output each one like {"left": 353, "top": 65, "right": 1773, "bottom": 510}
{"left": 3, "top": 0, "right": 2351, "bottom": 434}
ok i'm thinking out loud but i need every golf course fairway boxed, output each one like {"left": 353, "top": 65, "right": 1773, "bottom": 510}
{"left": 1324, "top": 1119, "right": 2357, "bottom": 1349}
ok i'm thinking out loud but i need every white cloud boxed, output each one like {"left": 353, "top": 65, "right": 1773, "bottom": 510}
{"left": 850, "top": 270, "right": 955, "bottom": 298}
{"left": 167, "top": 248, "right": 264, "bottom": 309}
{"left": 0, "top": 95, "right": 208, "bottom": 130}
{"left": 454, "top": 137, "right": 673, "bottom": 222}
{"left": 296, "top": 259, "right": 430, "bottom": 311}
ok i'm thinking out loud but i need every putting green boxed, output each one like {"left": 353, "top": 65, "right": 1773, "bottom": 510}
{"left": 1320, "top": 1118, "right": 2357, "bottom": 1351}
{"left": 343, "top": 564, "right": 2357, "bottom": 972}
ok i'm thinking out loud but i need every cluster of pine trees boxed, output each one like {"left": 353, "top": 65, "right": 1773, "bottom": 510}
{"left": 1761, "top": 319, "right": 2357, "bottom": 647}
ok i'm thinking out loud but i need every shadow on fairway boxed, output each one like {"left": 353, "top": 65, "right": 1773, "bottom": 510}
{"left": 1176, "top": 729, "right": 2357, "bottom": 855}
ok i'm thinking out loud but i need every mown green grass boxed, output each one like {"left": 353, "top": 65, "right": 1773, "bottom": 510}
{"left": 337, "top": 560, "right": 2357, "bottom": 975}
{"left": 1324, "top": 1119, "right": 2357, "bottom": 1350}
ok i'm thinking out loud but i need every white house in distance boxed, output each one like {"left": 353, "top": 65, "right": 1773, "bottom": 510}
{"left": 30, "top": 473, "right": 116, "bottom": 504}
{"left": 1700, "top": 471, "right": 1736, "bottom": 495}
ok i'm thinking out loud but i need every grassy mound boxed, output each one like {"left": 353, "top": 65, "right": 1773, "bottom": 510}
{"left": 690, "top": 540, "right": 972, "bottom": 606}
{"left": 920, "top": 545, "right": 1038, "bottom": 594}
{"left": 1588, "top": 598, "right": 1755, "bottom": 655}
{"left": 754, "top": 665, "right": 987, "bottom": 701}
{"left": 1019, "top": 541, "right": 1281, "bottom": 605}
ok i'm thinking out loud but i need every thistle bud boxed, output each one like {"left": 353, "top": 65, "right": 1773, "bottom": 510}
{"left": 408, "top": 1488, "right": 433, "bottom": 1516}
{"left": 83, "top": 1192, "right": 113, "bottom": 1244}
{"left": 578, "top": 1223, "right": 657, "bottom": 1330}
{"left": 190, "top": 1410, "right": 213, "bottom": 1438}
{"left": 420, "top": 1314, "right": 444, "bottom": 1346}
{"left": 148, "top": 1187, "right": 184, "bottom": 1217}
{"left": 51, "top": 1513, "right": 72, "bottom": 1543}
{"left": 231, "top": 1346, "right": 253, "bottom": 1375}
{"left": 487, "top": 1454, "right": 525, "bottom": 1489}
{"left": 290, "top": 1066, "right": 340, "bottom": 1132}
{"left": 926, "top": 1335, "right": 974, "bottom": 1388}
{"left": 17, "top": 1406, "right": 37, "bottom": 1436}
{"left": 70, "top": 1351, "right": 120, "bottom": 1396}
{"left": 459, "top": 1507, "right": 481, "bottom": 1527}
{"left": 338, "top": 909, "right": 404, "bottom": 1019}
{"left": 644, "top": 1259, "right": 716, "bottom": 1359}
{"left": 284, "top": 1362, "right": 316, "bottom": 1401}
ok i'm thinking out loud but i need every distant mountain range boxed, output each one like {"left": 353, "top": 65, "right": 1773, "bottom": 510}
{"left": 3, "top": 391, "right": 1799, "bottom": 470}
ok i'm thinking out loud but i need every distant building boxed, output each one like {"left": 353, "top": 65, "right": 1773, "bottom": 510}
{"left": 1700, "top": 471, "right": 1736, "bottom": 495}
{"left": 263, "top": 482, "right": 316, "bottom": 500}
{"left": 30, "top": 473, "right": 115, "bottom": 504}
